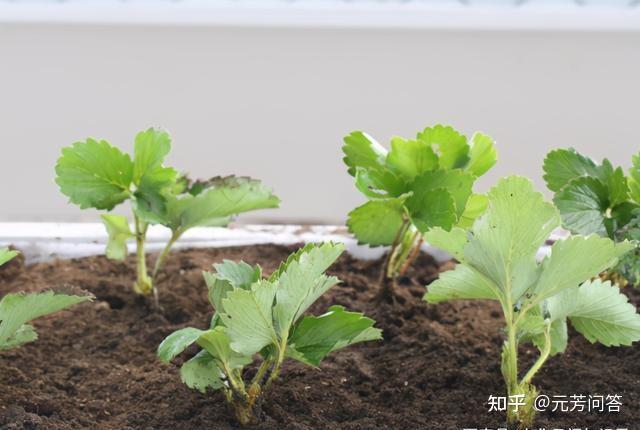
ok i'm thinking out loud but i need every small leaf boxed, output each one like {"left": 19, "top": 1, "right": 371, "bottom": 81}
{"left": 101, "top": 214, "right": 133, "bottom": 260}
{"left": 466, "top": 132, "right": 497, "bottom": 177}
{"left": 157, "top": 327, "right": 206, "bottom": 363}
{"left": 628, "top": 153, "right": 640, "bottom": 204}
{"left": 456, "top": 193, "right": 489, "bottom": 229}
{"left": 0, "top": 248, "right": 18, "bottom": 267}
{"left": 553, "top": 176, "right": 609, "bottom": 236}
{"left": 180, "top": 350, "right": 225, "bottom": 393}
{"left": 425, "top": 227, "right": 469, "bottom": 262}
{"left": 406, "top": 188, "right": 456, "bottom": 233}
{"left": 197, "top": 327, "right": 252, "bottom": 370}
{"left": 408, "top": 169, "right": 475, "bottom": 219}
{"left": 287, "top": 305, "right": 381, "bottom": 366}
{"left": 0, "top": 291, "right": 91, "bottom": 349}
{"left": 543, "top": 148, "right": 601, "bottom": 192}
{"left": 55, "top": 138, "right": 133, "bottom": 210}
{"left": 133, "top": 128, "right": 172, "bottom": 184}
{"left": 386, "top": 137, "right": 438, "bottom": 181}
{"left": 568, "top": 280, "right": 640, "bottom": 346}
{"left": 425, "top": 264, "right": 499, "bottom": 303}
{"left": 417, "top": 125, "right": 469, "bottom": 169}
{"left": 347, "top": 198, "right": 406, "bottom": 246}
{"left": 213, "top": 260, "right": 262, "bottom": 290}
{"left": 0, "top": 324, "right": 38, "bottom": 350}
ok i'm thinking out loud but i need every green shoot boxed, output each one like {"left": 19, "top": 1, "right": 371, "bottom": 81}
{"left": 342, "top": 124, "right": 496, "bottom": 300}
{"left": 55, "top": 128, "right": 280, "bottom": 300}
{"left": 157, "top": 242, "right": 381, "bottom": 426}
{"left": 424, "top": 176, "right": 640, "bottom": 429}
{"left": 543, "top": 148, "right": 640, "bottom": 287}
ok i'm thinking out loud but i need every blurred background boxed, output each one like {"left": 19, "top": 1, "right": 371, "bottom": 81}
{"left": 0, "top": 0, "right": 639, "bottom": 225}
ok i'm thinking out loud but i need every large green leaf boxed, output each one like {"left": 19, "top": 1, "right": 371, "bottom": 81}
{"left": 543, "top": 148, "right": 602, "bottom": 193}
{"left": 55, "top": 138, "right": 133, "bottom": 210}
{"left": 386, "top": 137, "right": 438, "bottom": 181}
{"left": 0, "top": 291, "right": 91, "bottom": 349}
{"left": 545, "top": 280, "right": 640, "bottom": 347}
{"left": 287, "top": 305, "right": 381, "bottom": 366}
{"left": 220, "top": 280, "right": 279, "bottom": 355}
{"left": 347, "top": 198, "right": 406, "bottom": 246}
{"left": 272, "top": 243, "right": 344, "bottom": 338}
{"left": 532, "top": 236, "right": 633, "bottom": 303}
{"left": 464, "top": 176, "right": 559, "bottom": 303}
{"left": 101, "top": 214, "right": 133, "bottom": 260}
{"left": 553, "top": 177, "right": 609, "bottom": 236}
{"left": 164, "top": 176, "right": 279, "bottom": 233}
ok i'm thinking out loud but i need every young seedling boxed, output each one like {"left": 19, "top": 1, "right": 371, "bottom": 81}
{"left": 424, "top": 176, "right": 640, "bottom": 429}
{"left": 55, "top": 128, "right": 280, "bottom": 301}
{"left": 157, "top": 242, "right": 381, "bottom": 426}
{"left": 0, "top": 249, "right": 92, "bottom": 350}
{"left": 543, "top": 148, "right": 640, "bottom": 286}
{"left": 342, "top": 124, "right": 497, "bottom": 300}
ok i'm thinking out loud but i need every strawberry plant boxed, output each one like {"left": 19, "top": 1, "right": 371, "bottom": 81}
{"left": 157, "top": 242, "right": 381, "bottom": 426}
{"left": 342, "top": 124, "right": 496, "bottom": 300}
{"left": 0, "top": 249, "right": 91, "bottom": 350}
{"left": 543, "top": 148, "right": 640, "bottom": 287}
{"left": 55, "top": 128, "right": 280, "bottom": 301}
{"left": 424, "top": 176, "right": 640, "bottom": 429}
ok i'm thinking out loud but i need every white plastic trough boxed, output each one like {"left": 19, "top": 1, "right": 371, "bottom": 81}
{"left": 0, "top": 222, "right": 566, "bottom": 265}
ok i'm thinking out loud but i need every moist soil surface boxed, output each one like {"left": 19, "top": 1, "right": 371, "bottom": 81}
{"left": 0, "top": 244, "right": 638, "bottom": 430}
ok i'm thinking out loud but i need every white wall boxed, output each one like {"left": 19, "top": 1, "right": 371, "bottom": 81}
{"left": 0, "top": 23, "right": 638, "bottom": 224}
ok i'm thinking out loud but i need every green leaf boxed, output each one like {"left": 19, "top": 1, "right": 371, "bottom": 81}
{"left": 272, "top": 243, "right": 344, "bottom": 338}
{"left": 0, "top": 248, "right": 18, "bottom": 267}
{"left": 220, "top": 280, "right": 279, "bottom": 356}
{"left": 554, "top": 177, "right": 609, "bottom": 236}
{"left": 133, "top": 128, "right": 172, "bottom": 184}
{"left": 213, "top": 260, "right": 262, "bottom": 290}
{"left": 628, "top": 153, "right": 640, "bottom": 204}
{"left": 424, "top": 227, "right": 469, "bottom": 262}
{"left": 101, "top": 214, "right": 133, "bottom": 260}
{"left": 386, "top": 137, "right": 438, "bottom": 181}
{"left": 568, "top": 280, "right": 640, "bottom": 346}
{"left": 347, "top": 198, "right": 406, "bottom": 246}
{"left": 543, "top": 148, "right": 601, "bottom": 193}
{"left": 197, "top": 326, "right": 252, "bottom": 370}
{"left": 0, "top": 324, "right": 38, "bottom": 350}
{"left": 287, "top": 305, "right": 381, "bottom": 366}
{"left": 0, "top": 291, "right": 91, "bottom": 349}
{"left": 55, "top": 138, "right": 133, "bottom": 210}
{"left": 342, "top": 132, "right": 406, "bottom": 197}
{"left": 408, "top": 169, "right": 475, "bottom": 219}
{"left": 157, "top": 327, "right": 206, "bottom": 363}
{"left": 425, "top": 264, "right": 499, "bottom": 303}
{"left": 601, "top": 160, "right": 629, "bottom": 208}
{"left": 417, "top": 125, "right": 469, "bottom": 169}
{"left": 456, "top": 194, "right": 489, "bottom": 229}
{"left": 406, "top": 188, "right": 456, "bottom": 233}
{"left": 132, "top": 165, "right": 179, "bottom": 224}
{"left": 466, "top": 132, "right": 497, "bottom": 177}
{"left": 180, "top": 350, "right": 225, "bottom": 393}
{"left": 461, "top": 176, "right": 560, "bottom": 303}
{"left": 164, "top": 176, "right": 280, "bottom": 233}
{"left": 532, "top": 236, "right": 633, "bottom": 303}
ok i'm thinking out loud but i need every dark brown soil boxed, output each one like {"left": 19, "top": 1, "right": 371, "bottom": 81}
{"left": 0, "top": 244, "right": 638, "bottom": 430}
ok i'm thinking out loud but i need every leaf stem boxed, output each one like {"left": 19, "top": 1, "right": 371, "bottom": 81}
{"left": 152, "top": 230, "right": 181, "bottom": 282}
{"left": 521, "top": 322, "right": 551, "bottom": 386}
{"left": 133, "top": 213, "right": 153, "bottom": 295}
